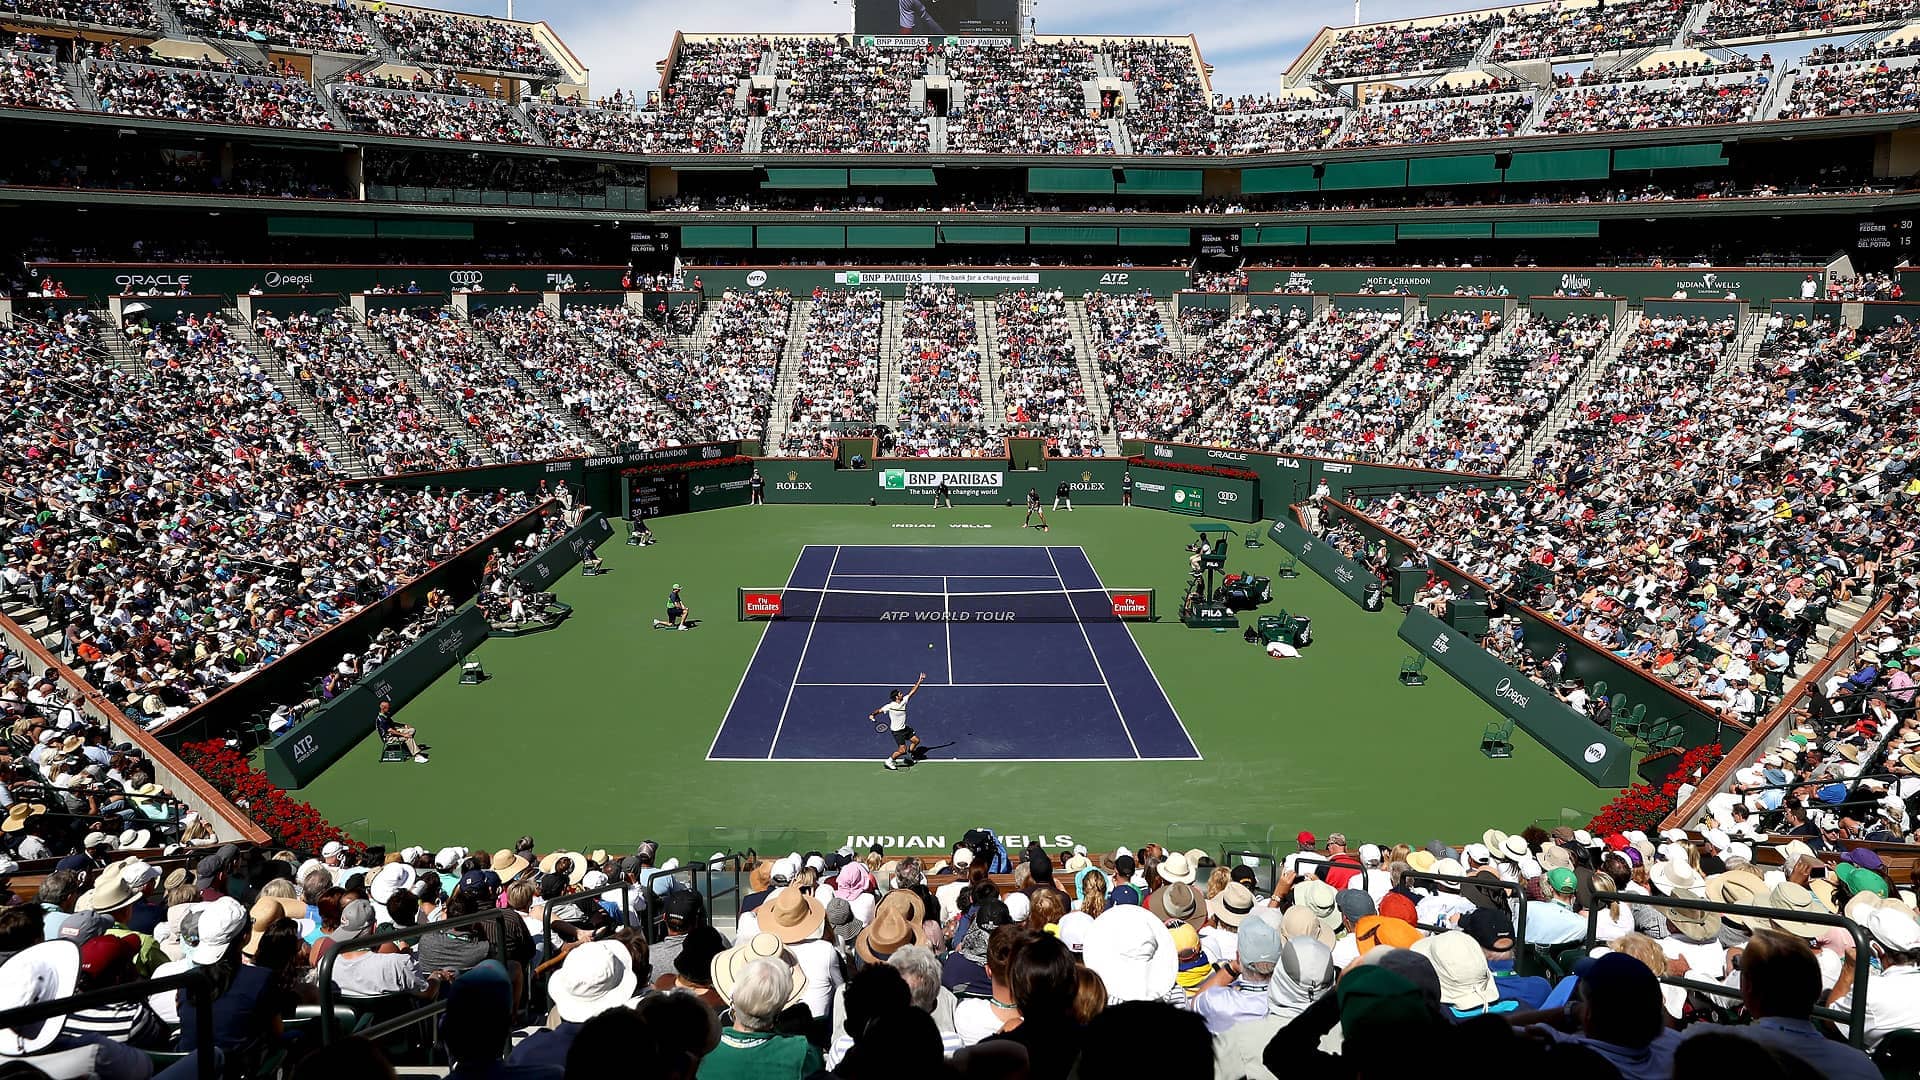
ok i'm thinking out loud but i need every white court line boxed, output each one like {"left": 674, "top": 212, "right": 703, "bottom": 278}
{"left": 1046, "top": 547, "right": 1141, "bottom": 759}
{"left": 711, "top": 756, "right": 1203, "bottom": 764}
{"left": 706, "top": 545, "right": 810, "bottom": 761}
{"left": 943, "top": 576, "right": 954, "bottom": 685}
{"left": 1055, "top": 545, "right": 1205, "bottom": 761}
{"left": 827, "top": 573, "right": 1062, "bottom": 579}
{"left": 793, "top": 681, "right": 1108, "bottom": 687}
{"left": 764, "top": 545, "right": 841, "bottom": 760}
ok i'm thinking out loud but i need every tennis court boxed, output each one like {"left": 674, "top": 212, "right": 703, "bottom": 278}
{"left": 709, "top": 545, "right": 1200, "bottom": 762}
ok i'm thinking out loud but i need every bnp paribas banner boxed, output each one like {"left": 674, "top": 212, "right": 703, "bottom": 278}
{"left": 878, "top": 468, "right": 1007, "bottom": 494}
{"left": 1398, "top": 607, "right": 1631, "bottom": 788}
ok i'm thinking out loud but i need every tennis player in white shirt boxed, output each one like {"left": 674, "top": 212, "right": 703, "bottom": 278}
{"left": 872, "top": 673, "right": 927, "bottom": 771}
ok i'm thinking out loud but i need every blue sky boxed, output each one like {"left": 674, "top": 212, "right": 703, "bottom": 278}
{"left": 433, "top": 0, "right": 1451, "bottom": 99}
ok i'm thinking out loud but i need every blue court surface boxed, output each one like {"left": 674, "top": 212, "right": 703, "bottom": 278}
{"left": 710, "top": 545, "right": 1200, "bottom": 762}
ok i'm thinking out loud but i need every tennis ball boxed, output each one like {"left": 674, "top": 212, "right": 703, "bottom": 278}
{"left": 928, "top": 643, "right": 935, "bottom": 649}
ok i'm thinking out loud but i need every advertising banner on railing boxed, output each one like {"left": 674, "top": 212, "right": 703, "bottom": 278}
{"left": 1267, "top": 515, "right": 1381, "bottom": 610}
{"left": 511, "top": 513, "right": 614, "bottom": 590}
{"left": 1398, "top": 607, "right": 1630, "bottom": 787}
{"left": 262, "top": 606, "right": 488, "bottom": 789}
{"left": 1127, "top": 466, "right": 1258, "bottom": 522}
{"left": 1131, "top": 441, "right": 1522, "bottom": 516}
{"left": 1244, "top": 266, "right": 1818, "bottom": 305}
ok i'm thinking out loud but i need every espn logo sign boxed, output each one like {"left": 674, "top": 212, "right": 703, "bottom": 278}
{"left": 1110, "top": 592, "right": 1152, "bottom": 619}
{"left": 743, "top": 592, "right": 783, "bottom": 617}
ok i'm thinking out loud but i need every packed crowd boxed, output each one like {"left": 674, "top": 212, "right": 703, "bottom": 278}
{"left": 760, "top": 39, "right": 928, "bottom": 154}
{"left": 255, "top": 308, "right": 476, "bottom": 475}
{"left": 1314, "top": 15, "right": 1491, "bottom": 79}
{"left": 1342, "top": 92, "right": 1534, "bottom": 147}
{"left": 1361, "top": 310, "right": 1920, "bottom": 714}
{"left": 0, "top": 47, "right": 74, "bottom": 110}
{"left": 1402, "top": 313, "right": 1611, "bottom": 474}
{"left": 329, "top": 84, "right": 536, "bottom": 144}
{"left": 0, "top": 0, "right": 157, "bottom": 28}
{"left": 891, "top": 285, "right": 991, "bottom": 458}
{"left": 540, "top": 304, "right": 693, "bottom": 449}
{"left": 16, "top": 817, "right": 1917, "bottom": 1079}
{"left": 0, "top": 634, "right": 185, "bottom": 848}
{"left": 991, "top": 290, "right": 1099, "bottom": 457}
{"left": 1534, "top": 74, "right": 1768, "bottom": 134}
{"left": 1085, "top": 291, "right": 1188, "bottom": 444}
{"left": 1112, "top": 40, "right": 1213, "bottom": 155}
{"left": 781, "top": 289, "right": 884, "bottom": 456}
{"left": 369, "top": 307, "right": 596, "bottom": 463}
{"left": 649, "top": 289, "right": 783, "bottom": 443}
{"left": 1210, "top": 100, "right": 1345, "bottom": 155}
{"left": 1688, "top": 605, "right": 1920, "bottom": 840}
{"left": 1186, "top": 307, "right": 1400, "bottom": 452}
{"left": 1776, "top": 56, "right": 1920, "bottom": 120}
{"left": 90, "top": 60, "right": 333, "bottom": 129}
{"left": 946, "top": 41, "right": 1109, "bottom": 156}
{"left": 1282, "top": 309, "right": 1499, "bottom": 461}
{"left": 371, "top": 8, "right": 559, "bottom": 76}
{"left": 173, "top": 0, "right": 369, "bottom": 54}
{"left": 540, "top": 38, "right": 759, "bottom": 154}
{"left": 0, "top": 310, "right": 549, "bottom": 727}
{"left": 1701, "top": 0, "right": 1920, "bottom": 41}
{"left": 1487, "top": 0, "right": 1685, "bottom": 62}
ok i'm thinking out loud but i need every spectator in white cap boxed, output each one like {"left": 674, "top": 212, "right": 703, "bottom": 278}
{"left": 1828, "top": 903, "right": 1920, "bottom": 1048}
{"left": 1083, "top": 905, "right": 1181, "bottom": 1005}
{"left": 0, "top": 940, "right": 150, "bottom": 1077}
{"left": 1190, "top": 912, "right": 1282, "bottom": 1032}
{"left": 1413, "top": 930, "right": 1504, "bottom": 1018}
{"left": 508, "top": 940, "right": 637, "bottom": 1070}
{"left": 367, "top": 863, "right": 413, "bottom": 925}
{"left": 1212, "top": 934, "right": 1335, "bottom": 1079}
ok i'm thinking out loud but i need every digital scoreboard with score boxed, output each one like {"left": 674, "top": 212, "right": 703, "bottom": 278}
{"left": 1857, "top": 217, "right": 1914, "bottom": 259}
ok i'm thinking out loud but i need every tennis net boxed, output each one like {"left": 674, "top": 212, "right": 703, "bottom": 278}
{"left": 736, "top": 586, "right": 1155, "bottom": 622}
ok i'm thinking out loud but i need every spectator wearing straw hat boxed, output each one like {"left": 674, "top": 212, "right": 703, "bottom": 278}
{"left": 1201, "top": 882, "right": 1253, "bottom": 964}
{"left": 705, "top": 939, "right": 819, "bottom": 1079}
{"left": 0, "top": 940, "right": 151, "bottom": 1078}
{"left": 759, "top": 884, "right": 840, "bottom": 1019}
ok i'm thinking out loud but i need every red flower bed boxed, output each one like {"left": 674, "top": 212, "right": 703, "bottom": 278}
{"left": 1588, "top": 742, "right": 1725, "bottom": 835}
{"left": 182, "top": 740, "right": 358, "bottom": 854}
{"left": 620, "top": 455, "right": 754, "bottom": 477}
{"left": 1126, "top": 457, "right": 1261, "bottom": 482}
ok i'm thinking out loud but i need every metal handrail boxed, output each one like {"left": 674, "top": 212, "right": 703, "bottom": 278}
{"left": 0, "top": 967, "right": 215, "bottom": 1079}
{"left": 314, "top": 907, "right": 509, "bottom": 1046}
{"left": 1584, "top": 889, "right": 1873, "bottom": 1047}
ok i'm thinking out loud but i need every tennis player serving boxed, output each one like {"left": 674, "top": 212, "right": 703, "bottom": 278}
{"left": 872, "top": 672, "right": 927, "bottom": 771}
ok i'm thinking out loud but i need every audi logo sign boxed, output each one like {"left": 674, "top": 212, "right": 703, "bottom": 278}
{"left": 1216, "top": 491, "right": 1238, "bottom": 503}
{"left": 448, "top": 271, "right": 485, "bottom": 286}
